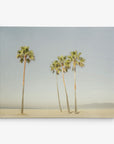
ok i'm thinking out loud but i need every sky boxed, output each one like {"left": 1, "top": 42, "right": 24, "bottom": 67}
{"left": 0, "top": 27, "right": 114, "bottom": 109}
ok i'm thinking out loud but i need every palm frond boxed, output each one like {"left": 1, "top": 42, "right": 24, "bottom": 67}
{"left": 17, "top": 50, "right": 21, "bottom": 54}
{"left": 20, "top": 58, "right": 24, "bottom": 63}
{"left": 16, "top": 54, "right": 21, "bottom": 58}
{"left": 78, "top": 52, "right": 82, "bottom": 57}
{"left": 79, "top": 62, "right": 85, "bottom": 67}
{"left": 26, "top": 58, "right": 30, "bottom": 63}
{"left": 79, "top": 57, "right": 85, "bottom": 62}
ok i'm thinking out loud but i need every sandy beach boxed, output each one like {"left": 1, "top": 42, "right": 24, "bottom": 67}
{"left": 0, "top": 109, "right": 114, "bottom": 118}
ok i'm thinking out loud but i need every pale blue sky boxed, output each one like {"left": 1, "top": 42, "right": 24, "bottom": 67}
{"left": 0, "top": 27, "right": 114, "bottom": 108}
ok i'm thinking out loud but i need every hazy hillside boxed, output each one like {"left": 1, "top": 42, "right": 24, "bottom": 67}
{"left": 0, "top": 103, "right": 114, "bottom": 109}
{"left": 78, "top": 103, "right": 114, "bottom": 109}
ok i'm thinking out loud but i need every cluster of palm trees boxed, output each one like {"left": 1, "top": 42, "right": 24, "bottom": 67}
{"left": 50, "top": 51, "right": 85, "bottom": 113}
{"left": 17, "top": 46, "right": 85, "bottom": 114}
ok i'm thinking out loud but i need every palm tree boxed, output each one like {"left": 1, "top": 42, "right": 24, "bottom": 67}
{"left": 58, "top": 56, "right": 71, "bottom": 113}
{"left": 17, "top": 46, "right": 35, "bottom": 114}
{"left": 68, "top": 51, "right": 85, "bottom": 113}
{"left": 50, "top": 60, "right": 62, "bottom": 112}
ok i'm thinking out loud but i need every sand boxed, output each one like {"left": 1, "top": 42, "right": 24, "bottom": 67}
{"left": 0, "top": 109, "right": 114, "bottom": 118}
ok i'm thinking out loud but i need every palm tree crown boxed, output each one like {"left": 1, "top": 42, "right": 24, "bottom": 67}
{"left": 57, "top": 56, "right": 71, "bottom": 73}
{"left": 17, "top": 46, "right": 35, "bottom": 63}
{"left": 68, "top": 51, "right": 85, "bottom": 69}
{"left": 50, "top": 60, "right": 62, "bottom": 75}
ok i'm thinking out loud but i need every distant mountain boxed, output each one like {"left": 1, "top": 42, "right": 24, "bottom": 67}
{"left": 78, "top": 103, "right": 114, "bottom": 109}
{"left": 0, "top": 103, "right": 114, "bottom": 109}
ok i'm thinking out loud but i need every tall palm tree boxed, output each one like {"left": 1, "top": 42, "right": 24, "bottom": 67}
{"left": 58, "top": 56, "right": 71, "bottom": 113}
{"left": 50, "top": 60, "right": 62, "bottom": 112}
{"left": 68, "top": 51, "right": 85, "bottom": 113}
{"left": 17, "top": 46, "right": 35, "bottom": 114}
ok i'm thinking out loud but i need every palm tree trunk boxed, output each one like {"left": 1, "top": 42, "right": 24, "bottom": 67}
{"left": 62, "top": 67, "right": 70, "bottom": 113}
{"left": 56, "top": 73, "right": 62, "bottom": 112}
{"left": 21, "top": 57, "right": 26, "bottom": 114}
{"left": 74, "top": 66, "right": 77, "bottom": 113}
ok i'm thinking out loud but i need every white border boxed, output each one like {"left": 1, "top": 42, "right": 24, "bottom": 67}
{"left": 0, "top": 119, "right": 114, "bottom": 144}
{"left": 0, "top": 0, "right": 114, "bottom": 26}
